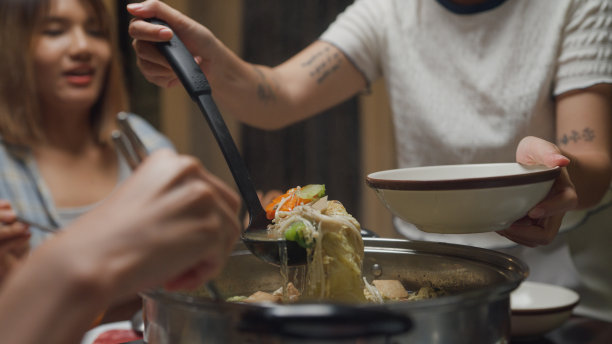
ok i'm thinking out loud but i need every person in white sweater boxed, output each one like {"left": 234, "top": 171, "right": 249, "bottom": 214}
{"left": 128, "top": 0, "right": 612, "bottom": 320}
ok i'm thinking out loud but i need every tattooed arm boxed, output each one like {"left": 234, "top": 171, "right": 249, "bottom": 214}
{"left": 211, "top": 41, "right": 365, "bottom": 129}
{"left": 556, "top": 83, "right": 612, "bottom": 209}
{"left": 128, "top": 1, "right": 365, "bottom": 130}
{"left": 497, "top": 84, "right": 611, "bottom": 247}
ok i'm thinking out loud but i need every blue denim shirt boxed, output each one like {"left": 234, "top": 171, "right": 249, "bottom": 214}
{"left": 0, "top": 113, "right": 174, "bottom": 249}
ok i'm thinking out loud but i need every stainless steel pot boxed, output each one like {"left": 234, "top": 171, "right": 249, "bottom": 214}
{"left": 142, "top": 238, "right": 528, "bottom": 344}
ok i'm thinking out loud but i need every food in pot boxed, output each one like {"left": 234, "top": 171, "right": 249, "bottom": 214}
{"left": 227, "top": 282, "right": 302, "bottom": 304}
{"left": 265, "top": 185, "right": 365, "bottom": 302}
{"left": 229, "top": 185, "right": 446, "bottom": 304}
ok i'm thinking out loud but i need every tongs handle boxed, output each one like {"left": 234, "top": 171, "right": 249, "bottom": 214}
{"left": 112, "top": 112, "right": 148, "bottom": 169}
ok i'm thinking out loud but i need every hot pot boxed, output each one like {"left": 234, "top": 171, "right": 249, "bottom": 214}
{"left": 141, "top": 238, "right": 528, "bottom": 344}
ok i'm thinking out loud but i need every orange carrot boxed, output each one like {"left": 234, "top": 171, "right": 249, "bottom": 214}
{"left": 264, "top": 185, "right": 325, "bottom": 220}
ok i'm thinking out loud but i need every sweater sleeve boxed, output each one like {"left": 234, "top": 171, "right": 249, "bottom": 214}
{"left": 319, "top": 0, "right": 389, "bottom": 84}
{"left": 554, "top": 0, "right": 612, "bottom": 95}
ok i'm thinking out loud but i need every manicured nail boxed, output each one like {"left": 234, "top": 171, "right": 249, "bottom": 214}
{"left": 528, "top": 207, "right": 545, "bottom": 219}
{"left": 127, "top": 3, "right": 143, "bottom": 11}
{"left": 553, "top": 154, "right": 570, "bottom": 166}
{"left": 159, "top": 27, "right": 173, "bottom": 39}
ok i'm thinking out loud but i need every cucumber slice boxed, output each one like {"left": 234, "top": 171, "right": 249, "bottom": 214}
{"left": 284, "top": 221, "right": 312, "bottom": 248}
{"left": 284, "top": 221, "right": 304, "bottom": 241}
{"left": 296, "top": 184, "right": 326, "bottom": 200}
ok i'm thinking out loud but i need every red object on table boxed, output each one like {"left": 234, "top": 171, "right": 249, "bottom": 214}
{"left": 92, "top": 329, "right": 142, "bottom": 344}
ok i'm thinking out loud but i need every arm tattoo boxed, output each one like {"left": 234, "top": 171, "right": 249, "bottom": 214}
{"left": 254, "top": 66, "right": 277, "bottom": 104}
{"left": 301, "top": 45, "right": 342, "bottom": 84}
{"left": 558, "top": 127, "right": 596, "bottom": 146}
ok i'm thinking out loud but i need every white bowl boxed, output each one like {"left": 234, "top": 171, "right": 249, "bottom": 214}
{"left": 366, "top": 163, "right": 559, "bottom": 234}
{"left": 510, "top": 281, "right": 580, "bottom": 338}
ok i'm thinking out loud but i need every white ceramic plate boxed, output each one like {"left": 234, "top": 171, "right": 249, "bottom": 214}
{"left": 366, "top": 163, "right": 559, "bottom": 234}
{"left": 80, "top": 320, "right": 138, "bottom": 344}
{"left": 510, "top": 281, "right": 580, "bottom": 338}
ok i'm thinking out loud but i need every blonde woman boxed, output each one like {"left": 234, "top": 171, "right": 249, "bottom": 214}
{"left": 0, "top": 0, "right": 173, "bottom": 277}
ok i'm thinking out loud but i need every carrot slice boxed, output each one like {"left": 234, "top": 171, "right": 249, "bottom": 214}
{"left": 264, "top": 185, "right": 325, "bottom": 220}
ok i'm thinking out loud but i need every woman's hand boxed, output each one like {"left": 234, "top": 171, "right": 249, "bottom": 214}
{"left": 0, "top": 200, "right": 30, "bottom": 283}
{"left": 497, "top": 136, "right": 577, "bottom": 247}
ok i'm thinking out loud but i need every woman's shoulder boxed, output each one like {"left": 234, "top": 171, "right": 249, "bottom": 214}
{"left": 0, "top": 135, "right": 30, "bottom": 165}
{"left": 0, "top": 137, "right": 37, "bottom": 205}
{"left": 123, "top": 113, "right": 175, "bottom": 153}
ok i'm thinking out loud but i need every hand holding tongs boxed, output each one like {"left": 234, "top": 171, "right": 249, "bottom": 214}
{"left": 111, "top": 112, "right": 223, "bottom": 301}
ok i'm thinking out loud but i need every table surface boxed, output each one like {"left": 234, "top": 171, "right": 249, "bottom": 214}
{"left": 510, "top": 316, "right": 612, "bottom": 344}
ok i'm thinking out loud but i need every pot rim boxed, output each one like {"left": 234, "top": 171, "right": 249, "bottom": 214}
{"left": 142, "top": 238, "right": 528, "bottom": 311}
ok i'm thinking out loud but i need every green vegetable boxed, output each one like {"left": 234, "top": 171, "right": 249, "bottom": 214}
{"left": 284, "top": 221, "right": 313, "bottom": 248}
{"left": 296, "top": 184, "right": 326, "bottom": 201}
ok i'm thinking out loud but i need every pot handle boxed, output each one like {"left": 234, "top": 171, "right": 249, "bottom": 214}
{"left": 238, "top": 304, "right": 412, "bottom": 340}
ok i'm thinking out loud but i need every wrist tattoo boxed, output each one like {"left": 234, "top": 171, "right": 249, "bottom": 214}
{"left": 254, "top": 66, "right": 277, "bottom": 104}
{"left": 302, "top": 45, "right": 342, "bottom": 84}
{"left": 558, "top": 127, "right": 596, "bottom": 146}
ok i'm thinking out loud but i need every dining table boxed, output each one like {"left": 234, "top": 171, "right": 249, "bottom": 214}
{"left": 510, "top": 316, "right": 612, "bottom": 344}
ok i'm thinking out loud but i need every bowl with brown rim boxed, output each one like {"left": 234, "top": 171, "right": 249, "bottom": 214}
{"left": 366, "top": 163, "right": 560, "bottom": 234}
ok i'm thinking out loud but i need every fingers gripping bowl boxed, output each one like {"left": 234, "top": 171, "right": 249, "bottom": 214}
{"left": 366, "top": 163, "right": 560, "bottom": 234}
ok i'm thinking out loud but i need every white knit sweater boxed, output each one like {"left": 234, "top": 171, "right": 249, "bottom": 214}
{"left": 321, "top": 0, "right": 612, "bottom": 320}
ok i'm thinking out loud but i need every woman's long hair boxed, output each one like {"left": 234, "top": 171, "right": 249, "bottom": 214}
{"left": 0, "top": 0, "right": 128, "bottom": 146}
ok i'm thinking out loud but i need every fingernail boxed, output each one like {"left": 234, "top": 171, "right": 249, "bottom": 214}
{"left": 528, "top": 207, "right": 545, "bottom": 219}
{"left": 159, "top": 27, "right": 173, "bottom": 38}
{"left": 127, "top": 3, "right": 143, "bottom": 11}
{"left": 554, "top": 154, "right": 570, "bottom": 165}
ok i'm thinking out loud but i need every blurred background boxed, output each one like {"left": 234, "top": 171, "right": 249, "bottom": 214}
{"left": 110, "top": 0, "right": 400, "bottom": 238}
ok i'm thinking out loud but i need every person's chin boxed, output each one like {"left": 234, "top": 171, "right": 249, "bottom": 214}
{"left": 59, "top": 89, "right": 102, "bottom": 106}
{"left": 50, "top": 97, "right": 97, "bottom": 113}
